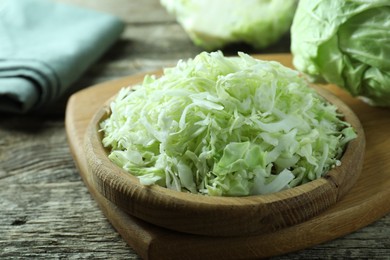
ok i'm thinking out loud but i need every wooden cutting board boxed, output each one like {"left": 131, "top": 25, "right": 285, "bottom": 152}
{"left": 65, "top": 54, "right": 390, "bottom": 260}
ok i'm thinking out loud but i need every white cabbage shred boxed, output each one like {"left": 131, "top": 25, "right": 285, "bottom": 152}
{"left": 100, "top": 52, "right": 356, "bottom": 196}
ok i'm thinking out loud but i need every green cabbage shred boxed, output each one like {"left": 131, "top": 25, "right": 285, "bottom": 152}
{"left": 100, "top": 51, "right": 356, "bottom": 196}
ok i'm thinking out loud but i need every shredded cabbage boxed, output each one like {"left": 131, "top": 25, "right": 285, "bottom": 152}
{"left": 100, "top": 51, "right": 356, "bottom": 196}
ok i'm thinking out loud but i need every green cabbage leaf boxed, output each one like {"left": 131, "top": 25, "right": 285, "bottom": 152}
{"left": 100, "top": 51, "right": 356, "bottom": 196}
{"left": 291, "top": 0, "right": 390, "bottom": 106}
{"left": 160, "top": 0, "right": 297, "bottom": 50}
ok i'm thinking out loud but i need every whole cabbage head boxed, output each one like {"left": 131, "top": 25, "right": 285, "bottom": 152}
{"left": 291, "top": 0, "right": 390, "bottom": 106}
{"left": 161, "top": 0, "right": 298, "bottom": 50}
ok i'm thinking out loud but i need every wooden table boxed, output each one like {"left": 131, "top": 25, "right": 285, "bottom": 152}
{"left": 1, "top": 1, "right": 389, "bottom": 259}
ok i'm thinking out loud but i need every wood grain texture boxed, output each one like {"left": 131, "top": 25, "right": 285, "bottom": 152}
{"left": 1, "top": 0, "right": 389, "bottom": 259}
{"left": 66, "top": 54, "right": 388, "bottom": 259}
{"left": 0, "top": 117, "right": 139, "bottom": 259}
{"left": 84, "top": 78, "right": 365, "bottom": 237}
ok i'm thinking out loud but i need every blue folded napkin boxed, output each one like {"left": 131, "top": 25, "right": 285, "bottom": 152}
{"left": 0, "top": 0, "right": 124, "bottom": 113}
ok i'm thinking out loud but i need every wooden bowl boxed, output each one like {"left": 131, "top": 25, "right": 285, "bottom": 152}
{"left": 84, "top": 85, "right": 365, "bottom": 237}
